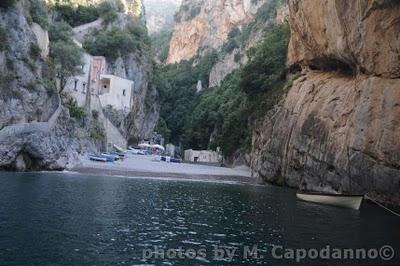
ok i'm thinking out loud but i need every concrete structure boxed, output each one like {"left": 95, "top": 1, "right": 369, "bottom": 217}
{"left": 184, "top": 149, "right": 221, "bottom": 163}
{"left": 99, "top": 75, "right": 134, "bottom": 111}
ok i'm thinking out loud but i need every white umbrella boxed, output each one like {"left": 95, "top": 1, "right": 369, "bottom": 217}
{"left": 152, "top": 144, "right": 165, "bottom": 151}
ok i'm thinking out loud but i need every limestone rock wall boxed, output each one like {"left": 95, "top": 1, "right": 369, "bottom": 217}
{"left": 209, "top": 0, "right": 288, "bottom": 88}
{"left": 0, "top": 2, "right": 55, "bottom": 129}
{"left": 167, "top": 0, "right": 267, "bottom": 64}
{"left": 251, "top": 0, "right": 400, "bottom": 204}
{"left": 287, "top": 0, "right": 400, "bottom": 78}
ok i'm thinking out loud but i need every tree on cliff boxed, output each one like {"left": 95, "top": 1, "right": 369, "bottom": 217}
{"left": 48, "top": 21, "right": 83, "bottom": 92}
{"left": 50, "top": 42, "right": 83, "bottom": 92}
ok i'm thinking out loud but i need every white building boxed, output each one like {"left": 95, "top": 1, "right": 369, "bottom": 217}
{"left": 99, "top": 74, "right": 134, "bottom": 112}
{"left": 184, "top": 149, "right": 221, "bottom": 163}
{"left": 65, "top": 55, "right": 134, "bottom": 112}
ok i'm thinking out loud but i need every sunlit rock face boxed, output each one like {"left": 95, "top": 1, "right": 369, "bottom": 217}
{"left": 166, "top": 0, "right": 268, "bottom": 64}
{"left": 251, "top": 0, "right": 400, "bottom": 205}
{"left": 208, "top": 1, "right": 288, "bottom": 88}
{"left": 287, "top": 0, "right": 400, "bottom": 78}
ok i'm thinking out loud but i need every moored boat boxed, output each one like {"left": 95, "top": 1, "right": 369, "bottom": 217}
{"left": 296, "top": 191, "right": 364, "bottom": 210}
{"left": 89, "top": 156, "right": 108, "bottom": 162}
{"left": 101, "top": 153, "right": 119, "bottom": 162}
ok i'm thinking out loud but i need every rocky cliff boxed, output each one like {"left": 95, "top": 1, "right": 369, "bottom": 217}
{"left": 209, "top": 1, "right": 288, "bottom": 87}
{"left": 0, "top": 1, "right": 95, "bottom": 170}
{"left": 251, "top": 0, "right": 400, "bottom": 205}
{"left": 166, "top": 0, "right": 267, "bottom": 64}
{"left": 143, "top": 0, "right": 181, "bottom": 35}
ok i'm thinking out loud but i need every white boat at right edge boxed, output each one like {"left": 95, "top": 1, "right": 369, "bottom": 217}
{"left": 296, "top": 191, "right": 364, "bottom": 210}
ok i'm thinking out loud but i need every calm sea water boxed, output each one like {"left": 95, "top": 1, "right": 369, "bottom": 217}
{"left": 0, "top": 172, "right": 398, "bottom": 265}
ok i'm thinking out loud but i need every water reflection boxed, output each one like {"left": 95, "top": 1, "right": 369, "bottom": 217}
{"left": 0, "top": 172, "right": 398, "bottom": 265}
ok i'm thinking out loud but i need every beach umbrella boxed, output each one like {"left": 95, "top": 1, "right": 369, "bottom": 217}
{"left": 152, "top": 144, "right": 165, "bottom": 151}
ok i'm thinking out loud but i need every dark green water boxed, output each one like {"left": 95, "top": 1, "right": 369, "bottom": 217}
{"left": 0, "top": 172, "right": 398, "bottom": 265}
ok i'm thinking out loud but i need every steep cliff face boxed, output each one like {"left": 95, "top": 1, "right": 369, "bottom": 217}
{"left": 167, "top": 0, "right": 267, "bottom": 64}
{"left": 0, "top": 2, "right": 95, "bottom": 170}
{"left": 251, "top": 0, "right": 400, "bottom": 204}
{"left": 287, "top": 0, "right": 400, "bottom": 78}
{"left": 0, "top": 3, "right": 54, "bottom": 128}
{"left": 143, "top": 0, "right": 181, "bottom": 35}
{"left": 209, "top": 1, "right": 288, "bottom": 87}
{"left": 108, "top": 19, "right": 159, "bottom": 142}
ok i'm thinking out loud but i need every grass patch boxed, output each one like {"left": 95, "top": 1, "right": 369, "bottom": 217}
{"left": 90, "top": 122, "right": 105, "bottom": 140}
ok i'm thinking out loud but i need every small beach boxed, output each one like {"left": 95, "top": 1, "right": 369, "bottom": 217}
{"left": 72, "top": 154, "right": 258, "bottom": 184}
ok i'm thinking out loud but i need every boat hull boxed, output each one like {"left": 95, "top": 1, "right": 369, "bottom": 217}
{"left": 89, "top": 156, "right": 108, "bottom": 162}
{"left": 296, "top": 192, "right": 363, "bottom": 210}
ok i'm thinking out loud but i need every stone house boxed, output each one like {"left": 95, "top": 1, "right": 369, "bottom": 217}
{"left": 99, "top": 74, "right": 134, "bottom": 112}
{"left": 65, "top": 55, "right": 134, "bottom": 111}
{"left": 184, "top": 149, "right": 221, "bottom": 163}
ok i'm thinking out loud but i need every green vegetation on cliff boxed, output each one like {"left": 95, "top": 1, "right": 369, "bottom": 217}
{"left": 49, "top": 0, "right": 123, "bottom": 27}
{"left": 150, "top": 29, "right": 173, "bottom": 63}
{"left": 156, "top": 24, "right": 290, "bottom": 157}
{"left": 241, "top": 26, "right": 289, "bottom": 94}
{"left": 154, "top": 50, "right": 218, "bottom": 144}
{"left": 184, "top": 71, "right": 250, "bottom": 156}
{"left": 83, "top": 23, "right": 150, "bottom": 60}
{"left": 221, "top": 0, "right": 283, "bottom": 56}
